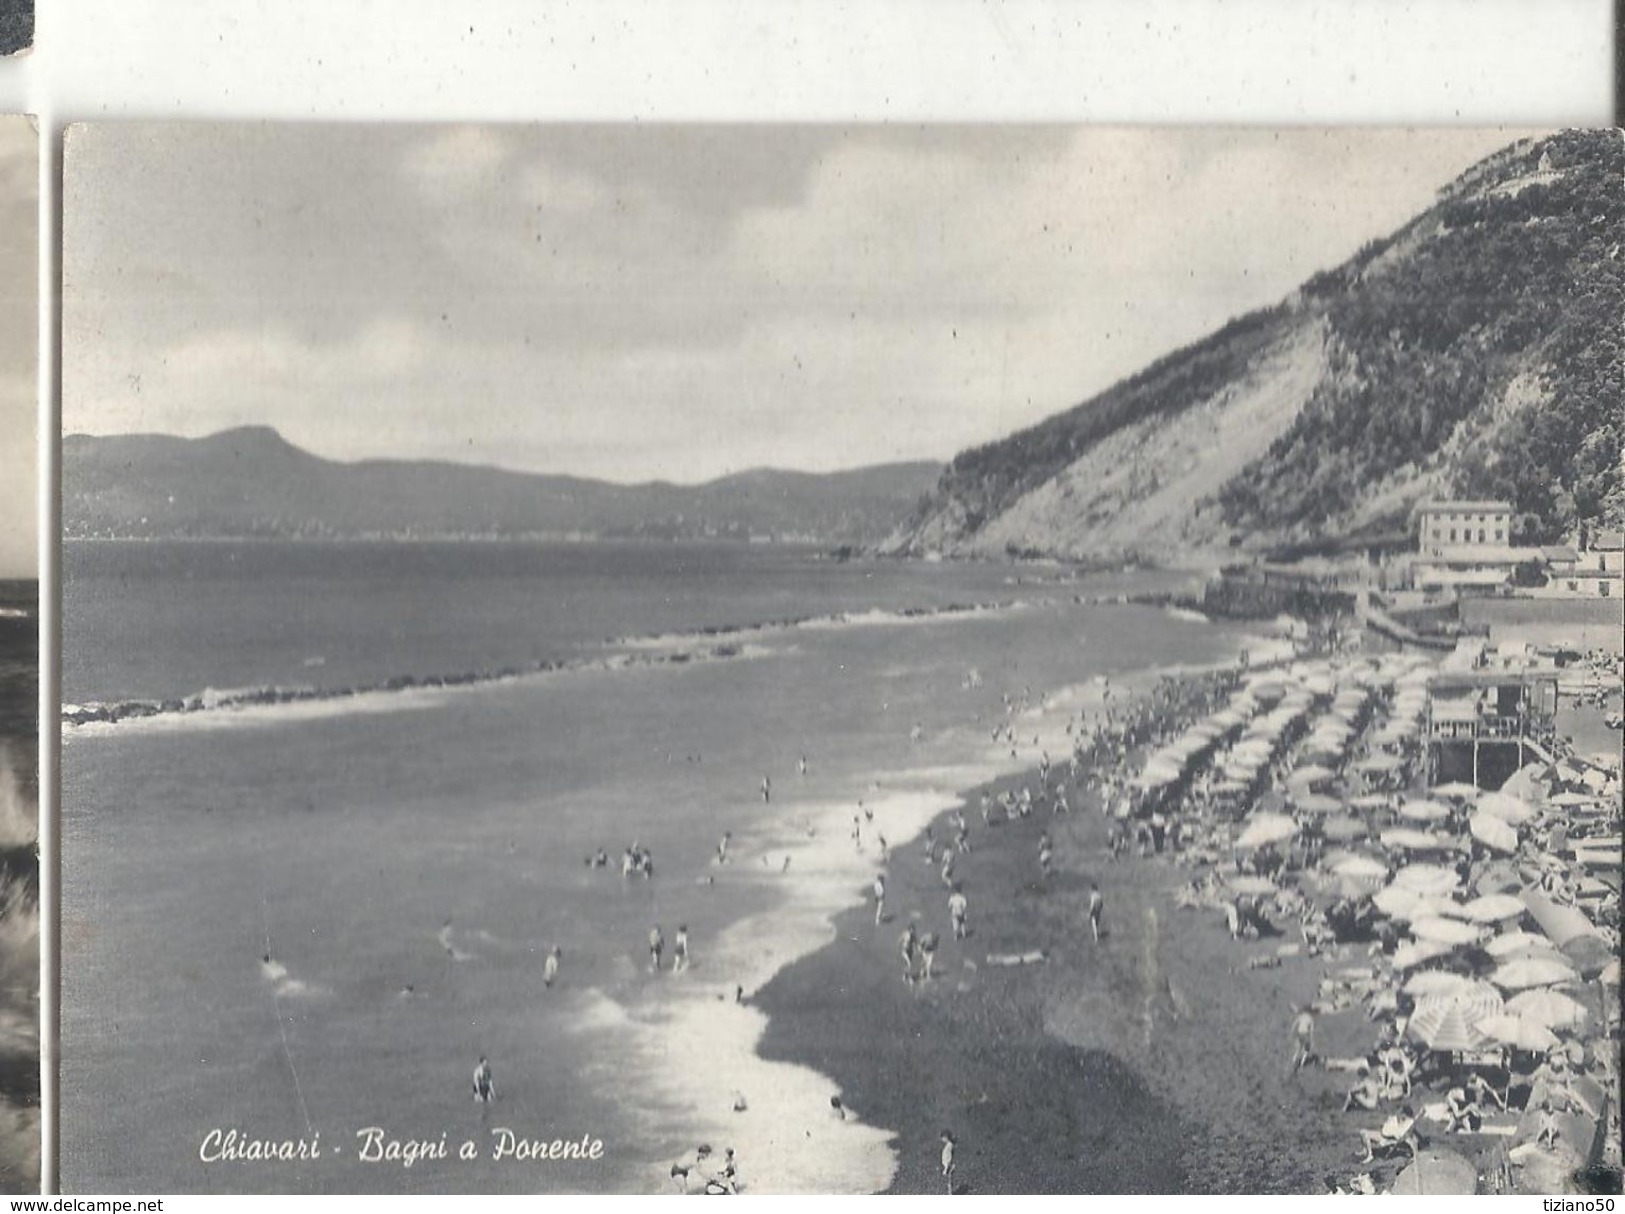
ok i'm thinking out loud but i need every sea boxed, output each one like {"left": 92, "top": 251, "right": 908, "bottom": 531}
{"left": 60, "top": 540, "right": 1267, "bottom": 1194}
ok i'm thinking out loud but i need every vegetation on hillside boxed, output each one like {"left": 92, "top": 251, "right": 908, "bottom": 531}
{"left": 1218, "top": 129, "right": 1624, "bottom": 543}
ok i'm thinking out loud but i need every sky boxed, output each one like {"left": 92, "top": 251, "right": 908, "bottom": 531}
{"left": 0, "top": 115, "right": 33, "bottom": 577}
{"left": 63, "top": 124, "right": 1542, "bottom": 486}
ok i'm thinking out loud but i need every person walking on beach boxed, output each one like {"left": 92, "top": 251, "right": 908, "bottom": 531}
{"left": 649, "top": 925, "right": 665, "bottom": 972}
{"left": 899, "top": 922, "right": 918, "bottom": 984}
{"left": 873, "top": 875, "right": 887, "bottom": 925}
{"left": 919, "top": 931, "right": 939, "bottom": 982}
{"left": 472, "top": 1056, "right": 496, "bottom": 1104}
{"left": 673, "top": 925, "right": 691, "bottom": 973}
{"left": 948, "top": 888, "right": 968, "bottom": 940}
{"left": 798, "top": 754, "right": 808, "bottom": 777}
{"left": 939, "top": 1130, "right": 957, "bottom": 1193}
{"left": 1039, "top": 833, "right": 1054, "bottom": 878}
{"left": 939, "top": 849, "right": 956, "bottom": 889}
{"left": 543, "top": 946, "right": 561, "bottom": 989}
{"left": 761, "top": 776, "right": 772, "bottom": 803}
{"left": 1290, "top": 1006, "right": 1315, "bottom": 1073}
{"left": 1088, "top": 883, "right": 1105, "bottom": 943}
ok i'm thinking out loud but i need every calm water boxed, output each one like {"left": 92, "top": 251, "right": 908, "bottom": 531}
{"left": 61, "top": 541, "right": 1247, "bottom": 1193}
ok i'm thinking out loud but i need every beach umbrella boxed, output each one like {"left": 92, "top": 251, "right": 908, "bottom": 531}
{"left": 1401, "top": 971, "right": 1481, "bottom": 999}
{"left": 1134, "top": 759, "right": 1183, "bottom": 790}
{"left": 1407, "top": 999, "right": 1491, "bottom": 1052}
{"left": 1492, "top": 956, "right": 1579, "bottom": 991}
{"left": 1433, "top": 782, "right": 1481, "bottom": 801}
{"left": 1349, "top": 792, "right": 1393, "bottom": 810}
{"left": 1234, "top": 814, "right": 1298, "bottom": 849}
{"left": 1391, "top": 864, "right": 1461, "bottom": 895}
{"left": 1381, "top": 828, "right": 1456, "bottom": 853}
{"left": 1549, "top": 791, "right": 1593, "bottom": 807}
{"left": 1474, "top": 862, "right": 1523, "bottom": 895}
{"left": 1476, "top": 1012, "right": 1559, "bottom": 1052}
{"left": 1320, "top": 816, "right": 1369, "bottom": 843}
{"left": 1601, "top": 959, "right": 1620, "bottom": 987}
{"left": 1372, "top": 885, "right": 1425, "bottom": 918}
{"left": 1331, "top": 854, "right": 1387, "bottom": 880}
{"left": 1561, "top": 934, "right": 1615, "bottom": 979}
{"left": 1485, "top": 929, "right": 1556, "bottom": 958}
{"left": 1398, "top": 799, "right": 1452, "bottom": 823}
{"left": 1476, "top": 792, "right": 1537, "bottom": 825}
{"left": 1468, "top": 813, "right": 1518, "bottom": 854}
{"left": 1414, "top": 985, "right": 1504, "bottom": 1020}
{"left": 1459, "top": 894, "right": 1527, "bottom": 923}
{"left": 1410, "top": 916, "right": 1484, "bottom": 946}
{"left": 1292, "top": 793, "right": 1343, "bottom": 816}
{"left": 1352, "top": 754, "right": 1402, "bottom": 773}
{"left": 1505, "top": 989, "right": 1589, "bottom": 1032}
{"left": 1226, "top": 875, "right": 1279, "bottom": 897}
{"left": 1393, "top": 940, "right": 1456, "bottom": 969}
{"left": 1288, "top": 763, "right": 1336, "bottom": 786}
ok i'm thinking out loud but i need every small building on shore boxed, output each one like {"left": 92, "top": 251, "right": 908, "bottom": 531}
{"left": 1426, "top": 666, "right": 1560, "bottom": 789}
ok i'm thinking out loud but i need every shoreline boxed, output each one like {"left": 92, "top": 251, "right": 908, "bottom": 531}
{"left": 750, "top": 638, "right": 1338, "bottom": 1193}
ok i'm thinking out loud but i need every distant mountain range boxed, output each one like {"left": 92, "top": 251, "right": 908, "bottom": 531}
{"left": 890, "top": 128, "right": 1624, "bottom": 564}
{"left": 62, "top": 427, "right": 942, "bottom": 546}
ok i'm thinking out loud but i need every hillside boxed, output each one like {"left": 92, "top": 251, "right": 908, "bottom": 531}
{"left": 62, "top": 427, "right": 942, "bottom": 546}
{"left": 891, "top": 128, "right": 1625, "bottom": 564}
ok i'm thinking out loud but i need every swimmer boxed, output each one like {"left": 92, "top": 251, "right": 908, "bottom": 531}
{"left": 919, "top": 931, "right": 939, "bottom": 982}
{"left": 1039, "top": 833, "right": 1053, "bottom": 877}
{"left": 1088, "top": 883, "right": 1104, "bottom": 942}
{"left": 649, "top": 925, "right": 665, "bottom": 972}
{"left": 260, "top": 953, "right": 288, "bottom": 984}
{"left": 543, "top": 946, "right": 561, "bottom": 989}
{"left": 899, "top": 922, "right": 919, "bottom": 984}
{"left": 761, "top": 776, "right": 771, "bottom": 803}
{"left": 472, "top": 1056, "right": 496, "bottom": 1104}
{"left": 798, "top": 755, "right": 809, "bottom": 776}
{"left": 940, "top": 1131, "right": 957, "bottom": 1193}
{"left": 873, "top": 874, "right": 887, "bottom": 925}
{"left": 716, "top": 832, "right": 732, "bottom": 865}
{"left": 673, "top": 925, "right": 690, "bottom": 973}
{"left": 949, "top": 888, "right": 968, "bottom": 940}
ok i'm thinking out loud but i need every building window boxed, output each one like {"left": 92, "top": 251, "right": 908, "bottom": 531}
{"left": 1568, "top": 580, "right": 1578, "bottom": 591}
{"left": 1603, "top": 581, "right": 1611, "bottom": 597}
{"left": 1494, "top": 528, "right": 1503, "bottom": 541}
{"left": 1449, "top": 528, "right": 1457, "bottom": 542}
{"left": 1601, "top": 555, "right": 1609, "bottom": 572}
{"left": 1478, "top": 529, "right": 1486, "bottom": 542}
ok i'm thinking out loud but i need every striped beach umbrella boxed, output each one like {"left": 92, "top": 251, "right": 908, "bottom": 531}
{"left": 1402, "top": 971, "right": 1486, "bottom": 999}
{"left": 1407, "top": 998, "right": 1493, "bottom": 1052}
{"left": 1485, "top": 929, "right": 1553, "bottom": 958}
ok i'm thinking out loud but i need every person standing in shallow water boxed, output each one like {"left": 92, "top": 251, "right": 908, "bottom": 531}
{"left": 1088, "top": 883, "right": 1104, "bottom": 942}
{"left": 939, "top": 1130, "right": 957, "bottom": 1193}
{"left": 543, "top": 945, "right": 561, "bottom": 988}
{"left": 472, "top": 1056, "right": 496, "bottom": 1103}
{"left": 649, "top": 924, "right": 665, "bottom": 972}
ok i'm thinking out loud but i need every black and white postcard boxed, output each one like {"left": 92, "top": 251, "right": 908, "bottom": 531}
{"left": 58, "top": 123, "right": 1622, "bottom": 1195}
{"left": 0, "top": 112, "right": 36, "bottom": 1195}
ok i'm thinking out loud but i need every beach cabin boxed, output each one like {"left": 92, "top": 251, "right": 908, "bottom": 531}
{"left": 1425, "top": 669, "right": 1559, "bottom": 790}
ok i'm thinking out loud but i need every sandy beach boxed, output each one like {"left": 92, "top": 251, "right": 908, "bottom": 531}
{"left": 756, "top": 637, "right": 1623, "bottom": 1195}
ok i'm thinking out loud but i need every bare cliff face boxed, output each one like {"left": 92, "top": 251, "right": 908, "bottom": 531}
{"left": 891, "top": 129, "right": 1625, "bottom": 565}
